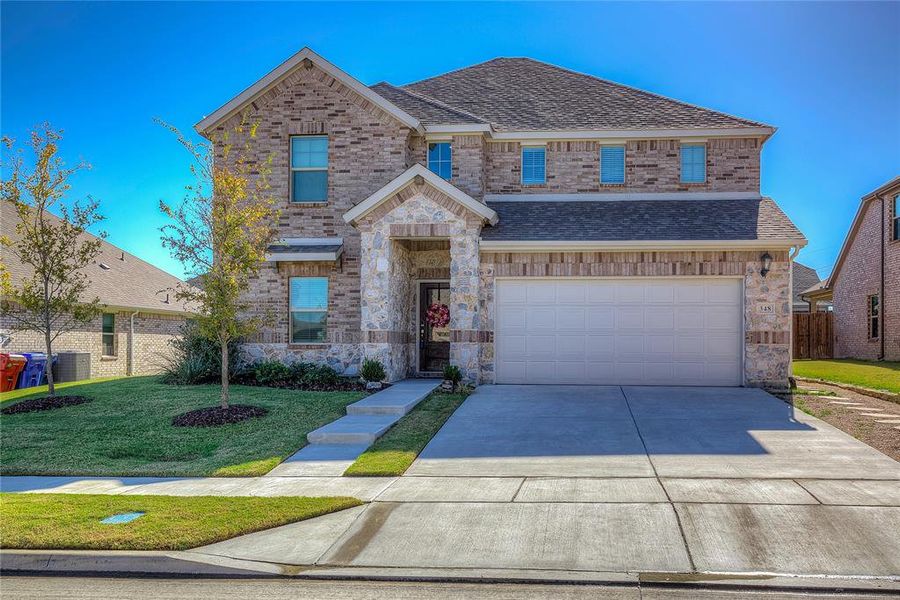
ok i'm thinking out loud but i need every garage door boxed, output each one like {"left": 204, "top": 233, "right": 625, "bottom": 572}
{"left": 495, "top": 279, "right": 743, "bottom": 386}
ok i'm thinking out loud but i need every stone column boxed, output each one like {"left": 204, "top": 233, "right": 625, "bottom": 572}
{"left": 449, "top": 228, "right": 481, "bottom": 384}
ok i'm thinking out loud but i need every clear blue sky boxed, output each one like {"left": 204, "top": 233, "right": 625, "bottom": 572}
{"left": 2, "top": 2, "right": 898, "bottom": 279}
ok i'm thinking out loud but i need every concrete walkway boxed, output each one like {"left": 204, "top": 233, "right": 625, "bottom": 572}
{"left": 266, "top": 379, "right": 439, "bottom": 477}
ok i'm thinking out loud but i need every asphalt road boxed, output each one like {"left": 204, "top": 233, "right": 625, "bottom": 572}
{"left": 0, "top": 577, "right": 887, "bottom": 600}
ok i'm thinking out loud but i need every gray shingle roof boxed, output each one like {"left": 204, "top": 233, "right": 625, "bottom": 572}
{"left": 388, "top": 58, "right": 768, "bottom": 131}
{"left": 792, "top": 262, "right": 823, "bottom": 305}
{"left": 371, "top": 83, "right": 488, "bottom": 126}
{"left": 266, "top": 243, "right": 343, "bottom": 254}
{"left": 1, "top": 201, "right": 196, "bottom": 314}
{"left": 480, "top": 198, "right": 804, "bottom": 242}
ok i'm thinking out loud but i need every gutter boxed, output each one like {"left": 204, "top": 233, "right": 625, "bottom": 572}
{"left": 881, "top": 195, "right": 886, "bottom": 360}
{"left": 127, "top": 311, "right": 139, "bottom": 377}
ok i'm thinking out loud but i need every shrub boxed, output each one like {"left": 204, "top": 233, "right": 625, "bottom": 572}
{"left": 253, "top": 360, "right": 292, "bottom": 386}
{"left": 360, "top": 358, "right": 386, "bottom": 383}
{"left": 443, "top": 364, "right": 462, "bottom": 385}
{"left": 161, "top": 321, "right": 238, "bottom": 385}
{"left": 300, "top": 364, "right": 340, "bottom": 388}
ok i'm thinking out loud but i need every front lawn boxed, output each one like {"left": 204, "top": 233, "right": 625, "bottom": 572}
{"left": 344, "top": 390, "right": 469, "bottom": 477}
{"left": 793, "top": 359, "right": 900, "bottom": 394}
{"left": 0, "top": 377, "right": 364, "bottom": 477}
{"left": 0, "top": 493, "right": 361, "bottom": 550}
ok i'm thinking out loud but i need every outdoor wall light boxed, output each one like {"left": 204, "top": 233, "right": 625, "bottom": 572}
{"left": 760, "top": 252, "right": 772, "bottom": 277}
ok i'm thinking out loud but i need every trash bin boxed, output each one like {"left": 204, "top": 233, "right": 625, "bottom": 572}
{"left": 1, "top": 353, "right": 27, "bottom": 392}
{"left": 17, "top": 352, "right": 52, "bottom": 389}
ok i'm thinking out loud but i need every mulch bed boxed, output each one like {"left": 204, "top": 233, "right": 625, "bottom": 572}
{"left": 232, "top": 377, "right": 387, "bottom": 393}
{"left": 171, "top": 404, "right": 268, "bottom": 427}
{"left": 1, "top": 395, "right": 92, "bottom": 415}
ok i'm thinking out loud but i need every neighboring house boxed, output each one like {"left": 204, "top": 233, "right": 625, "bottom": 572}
{"left": 792, "top": 262, "right": 830, "bottom": 313}
{"left": 196, "top": 48, "right": 806, "bottom": 388}
{"left": 802, "top": 176, "right": 900, "bottom": 361}
{"left": 0, "top": 201, "right": 195, "bottom": 378}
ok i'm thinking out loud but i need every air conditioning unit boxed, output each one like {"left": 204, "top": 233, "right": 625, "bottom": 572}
{"left": 54, "top": 352, "right": 91, "bottom": 382}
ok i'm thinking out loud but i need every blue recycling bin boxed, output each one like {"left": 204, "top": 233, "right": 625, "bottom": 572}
{"left": 16, "top": 352, "right": 54, "bottom": 389}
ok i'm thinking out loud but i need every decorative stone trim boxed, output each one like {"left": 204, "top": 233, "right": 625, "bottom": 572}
{"left": 746, "top": 331, "right": 790, "bottom": 345}
{"left": 363, "top": 330, "right": 412, "bottom": 344}
{"left": 450, "top": 330, "right": 493, "bottom": 343}
{"left": 389, "top": 223, "right": 452, "bottom": 238}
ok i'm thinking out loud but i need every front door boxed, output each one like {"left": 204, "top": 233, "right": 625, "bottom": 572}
{"left": 419, "top": 282, "right": 451, "bottom": 372}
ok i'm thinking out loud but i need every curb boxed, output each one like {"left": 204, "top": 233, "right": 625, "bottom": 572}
{"left": 795, "top": 377, "right": 900, "bottom": 403}
{"left": 3, "top": 551, "right": 899, "bottom": 594}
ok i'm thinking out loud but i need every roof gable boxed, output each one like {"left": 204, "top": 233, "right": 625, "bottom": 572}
{"left": 196, "top": 48, "right": 422, "bottom": 134}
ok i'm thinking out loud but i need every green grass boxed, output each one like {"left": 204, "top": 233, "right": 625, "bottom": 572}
{"left": 0, "top": 493, "right": 361, "bottom": 551}
{"left": 0, "top": 376, "right": 365, "bottom": 477}
{"left": 0, "top": 377, "right": 126, "bottom": 403}
{"left": 793, "top": 359, "right": 900, "bottom": 394}
{"left": 344, "top": 390, "right": 469, "bottom": 477}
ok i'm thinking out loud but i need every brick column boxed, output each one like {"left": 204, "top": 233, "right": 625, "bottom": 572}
{"left": 449, "top": 230, "right": 481, "bottom": 384}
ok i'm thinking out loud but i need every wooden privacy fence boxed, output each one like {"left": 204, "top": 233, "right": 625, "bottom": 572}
{"left": 793, "top": 312, "right": 834, "bottom": 359}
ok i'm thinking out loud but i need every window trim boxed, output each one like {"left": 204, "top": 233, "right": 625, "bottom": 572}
{"left": 427, "top": 141, "right": 452, "bottom": 180}
{"left": 289, "top": 135, "right": 329, "bottom": 204}
{"left": 101, "top": 312, "right": 116, "bottom": 357}
{"left": 289, "top": 276, "right": 328, "bottom": 344}
{"left": 892, "top": 194, "right": 900, "bottom": 242}
{"left": 680, "top": 143, "right": 707, "bottom": 184}
{"left": 600, "top": 144, "right": 626, "bottom": 185}
{"left": 867, "top": 294, "right": 880, "bottom": 340}
{"left": 521, "top": 145, "right": 546, "bottom": 186}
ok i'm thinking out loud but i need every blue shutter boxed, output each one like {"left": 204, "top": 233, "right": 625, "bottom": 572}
{"left": 522, "top": 147, "right": 546, "bottom": 184}
{"left": 600, "top": 146, "right": 625, "bottom": 184}
{"left": 680, "top": 145, "right": 706, "bottom": 183}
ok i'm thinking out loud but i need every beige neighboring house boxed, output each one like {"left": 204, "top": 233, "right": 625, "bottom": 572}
{"left": 0, "top": 201, "right": 196, "bottom": 378}
{"left": 802, "top": 176, "right": 900, "bottom": 360}
{"left": 197, "top": 47, "right": 806, "bottom": 388}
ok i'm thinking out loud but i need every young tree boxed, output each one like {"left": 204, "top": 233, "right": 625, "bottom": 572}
{"left": 0, "top": 125, "right": 105, "bottom": 396}
{"left": 158, "top": 118, "right": 277, "bottom": 409}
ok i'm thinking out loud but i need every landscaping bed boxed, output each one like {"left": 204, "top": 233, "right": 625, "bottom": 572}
{"left": 0, "top": 493, "right": 361, "bottom": 551}
{"left": 1, "top": 394, "right": 91, "bottom": 415}
{"left": 777, "top": 383, "right": 900, "bottom": 461}
{"left": 0, "top": 376, "right": 365, "bottom": 477}
{"left": 344, "top": 390, "right": 469, "bottom": 477}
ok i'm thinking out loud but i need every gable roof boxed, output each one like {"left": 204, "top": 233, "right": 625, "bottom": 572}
{"left": 400, "top": 57, "right": 772, "bottom": 133}
{"left": 823, "top": 175, "right": 900, "bottom": 290}
{"left": 195, "top": 47, "right": 423, "bottom": 134}
{"left": 1, "top": 201, "right": 196, "bottom": 315}
{"left": 343, "top": 164, "right": 498, "bottom": 226}
{"left": 792, "top": 262, "right": 823, "bottom": 307}
{"left": 480, "top": 197, "right": 805, "bottom": 247}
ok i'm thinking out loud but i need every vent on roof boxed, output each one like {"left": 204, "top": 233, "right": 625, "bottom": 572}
{"left": 99, "top": 263, "right": 110, "bottom": 270}
{"left": 162, "top": 293, "right": 170, "bottom": 304}
{"left": 120, "top": 252, "right": 125, "bottom": 261}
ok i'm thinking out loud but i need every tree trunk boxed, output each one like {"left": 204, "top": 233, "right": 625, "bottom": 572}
{"left": 220, "top": 341, "right": 229, "bottom": 409}
{"left": 44, "top": 325, "right": 55, "bottom": 397}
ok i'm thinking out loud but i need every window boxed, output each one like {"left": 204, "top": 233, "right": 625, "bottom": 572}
{"left": 101, "top": 313, "right": 116, "bottom": 356}
{"left": 893, "top": 194, "right": 899, "bottom": 241}
{"left": 290, "top": 136, "right": 328, "bottom": 202}
{"left": 427, "top": 142, "right": 452, "bottom": 180}
{"left": 600, "top": 145, "right": 625, "bottom": 184}
{"left": 867, "top": 294, "right": 880, "bottom": 340}
{"left": 290, "top": 277, "right": 328, "bottom": 343}
{"left": 521, "top": 146, "right": 546, "bottom": 185}
{"left": 680, "top": 144, "right": 706, "bottom": 183}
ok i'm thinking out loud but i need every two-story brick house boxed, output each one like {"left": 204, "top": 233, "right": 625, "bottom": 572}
{"left": 802, "top": 176, "right": 900, "bottom": 360}
{"left": 196, "top": 48, "right": 806, "bottom": 388}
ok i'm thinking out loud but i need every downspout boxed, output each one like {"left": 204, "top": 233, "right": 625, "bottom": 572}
{"left": 880, "top": 195, "right": 886, "bottom": 360}
{"left": 127, "top": 311, "right": 139, "bottom": 376}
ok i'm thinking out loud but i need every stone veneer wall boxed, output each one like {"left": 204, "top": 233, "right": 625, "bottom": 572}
{"left": 1, "top": 310, "right": 186, "bottom": 378}
{"left": 832, "top": 188, "right": 900, "bottom": 361}
{"left": 477, "top": 250, "right": 792, "bottom": 388}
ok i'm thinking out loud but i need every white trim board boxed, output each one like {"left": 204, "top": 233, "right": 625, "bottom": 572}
{"left": 343, "top": 163, "right": 499, "bottom": 226}
{"left": 484, "top": 192, "right": 762, "bottom": 203}
{"left": 195, "top": 48, "right": 423, "bottom": 134}
{"left": 479, "top": 239, "right": 806, "bottom": 252}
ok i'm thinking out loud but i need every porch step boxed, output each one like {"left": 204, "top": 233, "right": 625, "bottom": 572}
{"left": 266, "top": 444, "right": 371, "bottom": 477}
{"left": 346, "top": 380, "right": 441, "bottom": 416}
{"left": 307, "top": 414, "right": 401, "bottom": 445}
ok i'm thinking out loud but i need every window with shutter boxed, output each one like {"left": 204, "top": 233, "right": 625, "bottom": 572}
{"left": 521, "top": 146, "right": 546, "bottom": 185}
{"left": 600, "top": 146, "right": 625, "bottom": 184}
{"left": 680, "top": 144, "right": 706, "bottom": 183}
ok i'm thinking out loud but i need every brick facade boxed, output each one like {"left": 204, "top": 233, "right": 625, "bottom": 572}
{"left": 1, "top": 311, "right": 186, "bottom": 378}
{"left": 832, "top": 184, "right": 900, "bottom": 361}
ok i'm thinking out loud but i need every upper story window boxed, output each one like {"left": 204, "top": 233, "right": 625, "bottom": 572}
{"left": 680, "top": 143, "right": 706, "bottom": 184}
{"left": 521, "top": 146, "right": 546, "bottom": 185}
{"left": 290, "top": 136, "right": 328, "bottom": 203}
{"left": 290, "top": 277, "right": 328, "bottom": 343}
{"left": 101, "top": 313, "right": 116, "bottom": 356}
{"left": 427, "top": 142, "right": 452, "bottom": 180}
{"left": 600, "top": 145, "right": 625, "bottom": 185}
{"left": 893, "top": 194, "right": 899, "bottom": 241}
{"left": 867, "top": 294, "right": 880, "bottom": 340}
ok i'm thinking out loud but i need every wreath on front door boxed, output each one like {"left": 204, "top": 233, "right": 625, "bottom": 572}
{"left": 425, "top": 302, "right": 450, "bottom": 328}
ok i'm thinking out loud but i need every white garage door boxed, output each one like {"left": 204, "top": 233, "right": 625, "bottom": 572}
{"left": 495, "top": 278, "right": 743, "bottom": 386}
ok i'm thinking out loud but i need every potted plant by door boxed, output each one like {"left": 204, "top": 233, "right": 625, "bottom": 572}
{"left": 442, "top": 364, "right": 462, "bottom": 392}
{"left": 360, "top": 358, "right": 386, "bottom": 391}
